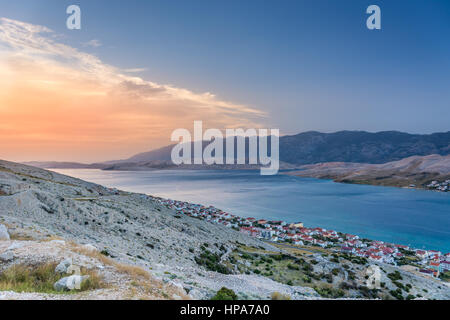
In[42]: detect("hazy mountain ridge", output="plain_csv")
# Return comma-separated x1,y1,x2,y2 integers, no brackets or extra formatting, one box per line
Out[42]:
126,130,450,165
24,130,450,170
288,154,450,189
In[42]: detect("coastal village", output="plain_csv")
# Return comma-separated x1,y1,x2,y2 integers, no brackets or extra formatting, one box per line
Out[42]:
156,197,450,280
426,180,450,192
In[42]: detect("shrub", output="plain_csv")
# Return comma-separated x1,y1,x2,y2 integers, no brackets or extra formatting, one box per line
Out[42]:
390,288,404,300
331,268,340,275
314,285,345,298
211,287,237,300
195,250,231,274
302,275,311,283
287,264,299,270
387,271,403,281
271,292,291,300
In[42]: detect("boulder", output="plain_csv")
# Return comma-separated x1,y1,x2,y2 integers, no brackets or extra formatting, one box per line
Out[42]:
0,224,10,240
0,251,14,262
55,258,73,274
54,275,89,291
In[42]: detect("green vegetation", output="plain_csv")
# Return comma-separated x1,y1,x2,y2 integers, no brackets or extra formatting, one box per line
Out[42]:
390,288,404,300
439,270,450,282
314,285,345,298
195,249,231,274
211,287,237,300
387,271,403,281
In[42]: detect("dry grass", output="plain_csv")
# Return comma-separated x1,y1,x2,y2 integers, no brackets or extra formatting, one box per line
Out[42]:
68,242,189,300
9,234,35,241
42,235,64,242
69,242,151,280
0,262,105,293
114,264,151,280
271,291,291,300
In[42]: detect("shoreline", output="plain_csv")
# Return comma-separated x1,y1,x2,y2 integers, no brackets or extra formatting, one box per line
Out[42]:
155,196,449,280
283,171,450,193
50,167,450,253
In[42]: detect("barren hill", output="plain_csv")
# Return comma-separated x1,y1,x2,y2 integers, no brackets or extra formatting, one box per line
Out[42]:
288,154,450,189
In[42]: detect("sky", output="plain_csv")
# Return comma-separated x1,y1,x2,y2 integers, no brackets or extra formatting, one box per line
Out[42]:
0,0,449,162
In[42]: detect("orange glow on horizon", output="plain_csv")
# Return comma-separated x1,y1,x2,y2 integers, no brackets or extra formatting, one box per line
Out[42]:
0,18,265,163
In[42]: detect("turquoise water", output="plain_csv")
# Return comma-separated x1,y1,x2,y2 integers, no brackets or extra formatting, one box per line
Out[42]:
53,169,450,253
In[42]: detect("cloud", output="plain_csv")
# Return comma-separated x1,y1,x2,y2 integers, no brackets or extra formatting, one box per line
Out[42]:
0,18,266,162
82,39,102,48
123,67,147,73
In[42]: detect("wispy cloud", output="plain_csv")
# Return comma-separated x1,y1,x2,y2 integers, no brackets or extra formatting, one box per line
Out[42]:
0,18,266,162
123,67,147,73
82,39,102,48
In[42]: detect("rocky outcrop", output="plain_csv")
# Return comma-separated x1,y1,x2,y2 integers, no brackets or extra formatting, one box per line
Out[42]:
54,275,89,291
55,258,73,274
0,224,9,240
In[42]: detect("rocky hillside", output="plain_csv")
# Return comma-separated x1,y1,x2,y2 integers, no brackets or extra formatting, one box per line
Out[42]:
1,160,448,300
0,160,313,299
288,154,450,189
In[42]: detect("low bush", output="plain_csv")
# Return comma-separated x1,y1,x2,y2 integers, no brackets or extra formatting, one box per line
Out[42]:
211,287,237,300
195,250,231,274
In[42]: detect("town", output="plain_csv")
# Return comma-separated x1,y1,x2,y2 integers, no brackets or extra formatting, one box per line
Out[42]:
156,197,450,280
426,180,450,192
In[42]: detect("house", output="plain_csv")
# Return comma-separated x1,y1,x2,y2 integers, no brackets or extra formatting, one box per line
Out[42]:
341,246,355,254
289,222,304,229
419,269,434,276
440,261,450,271
239,227,252,236
369,254,383,262
416,250,428,259
315,240,327,248
345,234,359,240
260,229,276,239
429,261,441,272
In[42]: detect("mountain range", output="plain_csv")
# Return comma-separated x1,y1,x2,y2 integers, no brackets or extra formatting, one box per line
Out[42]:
24,130,450,169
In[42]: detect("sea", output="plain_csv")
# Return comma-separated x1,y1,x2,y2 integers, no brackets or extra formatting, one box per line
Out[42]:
52,169,450,253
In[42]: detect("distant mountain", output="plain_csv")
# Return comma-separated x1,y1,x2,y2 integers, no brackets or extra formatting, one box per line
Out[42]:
288,154,450,189
23,161,107,169
279,130,450,165
124,130,450,165
25,130,450,170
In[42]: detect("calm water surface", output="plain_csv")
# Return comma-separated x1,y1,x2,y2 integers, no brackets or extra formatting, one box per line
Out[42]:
52,169,450,253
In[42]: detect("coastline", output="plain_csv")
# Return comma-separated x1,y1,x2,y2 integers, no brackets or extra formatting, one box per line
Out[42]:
284,171,450,193
2,160,449,299
50,168,450,254
155,196,449,280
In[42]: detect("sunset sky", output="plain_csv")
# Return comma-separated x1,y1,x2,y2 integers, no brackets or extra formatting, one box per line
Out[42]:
0,0,449,162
